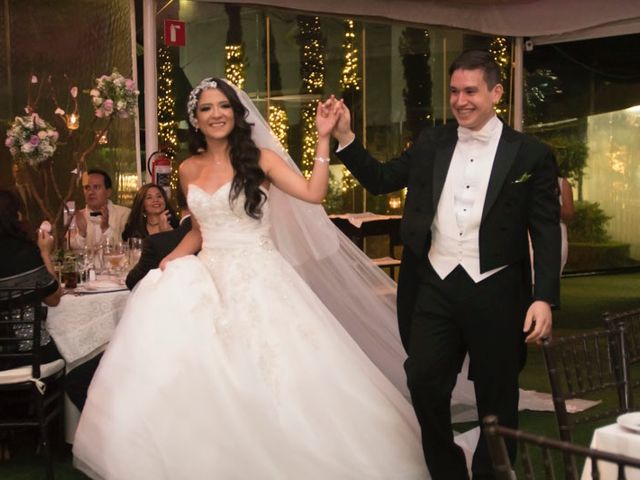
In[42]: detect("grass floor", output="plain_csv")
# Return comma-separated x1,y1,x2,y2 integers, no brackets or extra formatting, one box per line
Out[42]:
1,272,639,479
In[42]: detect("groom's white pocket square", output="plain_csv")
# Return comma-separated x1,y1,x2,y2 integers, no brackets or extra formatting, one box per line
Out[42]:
513,172,532,184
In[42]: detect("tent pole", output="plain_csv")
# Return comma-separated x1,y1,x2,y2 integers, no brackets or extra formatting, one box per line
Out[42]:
513,37,524,132
143,0,159,182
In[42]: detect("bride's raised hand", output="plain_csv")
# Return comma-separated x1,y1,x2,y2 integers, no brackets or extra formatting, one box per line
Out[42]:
316,96,341,139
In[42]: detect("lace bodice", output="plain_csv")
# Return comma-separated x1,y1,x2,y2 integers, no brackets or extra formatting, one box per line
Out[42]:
188,182,271,252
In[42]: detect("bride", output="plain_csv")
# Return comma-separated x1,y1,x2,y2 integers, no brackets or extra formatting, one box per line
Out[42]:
73,78,477,479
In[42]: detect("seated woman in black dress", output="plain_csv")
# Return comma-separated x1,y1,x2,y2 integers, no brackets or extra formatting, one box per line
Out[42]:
121,184,178,241
0,188,63,371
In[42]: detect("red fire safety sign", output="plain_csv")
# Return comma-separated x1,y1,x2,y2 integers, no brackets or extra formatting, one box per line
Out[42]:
164,20,186,47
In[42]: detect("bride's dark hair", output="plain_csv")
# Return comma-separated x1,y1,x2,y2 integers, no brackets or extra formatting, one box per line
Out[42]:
187,78,266,219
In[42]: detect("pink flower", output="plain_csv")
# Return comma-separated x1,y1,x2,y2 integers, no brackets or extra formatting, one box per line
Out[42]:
30,135,40,146
51,131,59,141
5,136,14,147
125,79,135,91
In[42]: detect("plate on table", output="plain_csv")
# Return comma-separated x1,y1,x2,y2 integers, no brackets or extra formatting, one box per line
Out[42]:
616,412,640,433
74,279,127,294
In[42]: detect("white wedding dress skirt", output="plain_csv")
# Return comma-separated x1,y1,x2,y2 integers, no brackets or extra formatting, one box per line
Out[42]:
73,184,443,479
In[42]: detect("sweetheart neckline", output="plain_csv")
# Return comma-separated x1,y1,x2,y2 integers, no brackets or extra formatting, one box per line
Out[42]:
188,181,269,197
188,181,231,197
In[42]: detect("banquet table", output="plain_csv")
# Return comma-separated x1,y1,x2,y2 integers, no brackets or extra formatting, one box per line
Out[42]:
581,419,640,479
46,287,129,442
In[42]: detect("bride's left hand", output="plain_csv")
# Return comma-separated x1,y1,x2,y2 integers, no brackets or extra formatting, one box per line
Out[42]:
316,96,342,138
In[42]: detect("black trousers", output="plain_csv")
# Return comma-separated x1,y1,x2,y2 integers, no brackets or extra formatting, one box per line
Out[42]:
65,353,103,412
404,262,528,480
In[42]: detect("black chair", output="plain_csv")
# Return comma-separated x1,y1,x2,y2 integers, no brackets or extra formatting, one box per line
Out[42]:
330,215,402,279
0,286,65,479
604,308,640,403
483,415,640,480
542,325,632,444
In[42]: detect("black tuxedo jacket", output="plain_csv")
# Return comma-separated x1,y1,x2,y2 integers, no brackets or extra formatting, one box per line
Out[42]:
125,216,193,290
337,122,560,343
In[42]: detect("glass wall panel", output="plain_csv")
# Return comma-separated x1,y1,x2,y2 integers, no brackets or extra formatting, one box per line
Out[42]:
160,2,508,218
0,0,137,237
524,35,640,271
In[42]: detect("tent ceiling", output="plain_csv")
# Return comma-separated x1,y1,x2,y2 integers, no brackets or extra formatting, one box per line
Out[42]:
199,0,640,43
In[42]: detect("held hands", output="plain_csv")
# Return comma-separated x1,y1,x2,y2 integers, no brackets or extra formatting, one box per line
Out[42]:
315,97,342,139
317,95,355,146
523,300,553,344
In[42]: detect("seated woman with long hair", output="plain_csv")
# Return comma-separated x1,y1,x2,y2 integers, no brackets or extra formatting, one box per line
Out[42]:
0,188,63,371
121,184,178,241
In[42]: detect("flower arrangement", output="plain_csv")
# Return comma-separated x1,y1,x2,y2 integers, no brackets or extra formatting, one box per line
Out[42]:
5,113,59,166
89,69,139,119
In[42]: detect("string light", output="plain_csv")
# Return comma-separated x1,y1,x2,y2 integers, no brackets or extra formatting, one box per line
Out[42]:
225,45,245,90
490,36,510,118
157,46,179,193
297,16,325,177
340,20,360,92
268,105,289,150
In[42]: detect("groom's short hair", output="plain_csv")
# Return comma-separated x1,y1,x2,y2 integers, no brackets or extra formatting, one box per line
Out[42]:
448,50,501,89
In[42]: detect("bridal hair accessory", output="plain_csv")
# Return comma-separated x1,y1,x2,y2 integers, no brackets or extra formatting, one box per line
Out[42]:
187,78,218,128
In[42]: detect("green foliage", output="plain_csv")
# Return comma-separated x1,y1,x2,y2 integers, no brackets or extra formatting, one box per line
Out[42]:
568,200,611,243
543,134,588,182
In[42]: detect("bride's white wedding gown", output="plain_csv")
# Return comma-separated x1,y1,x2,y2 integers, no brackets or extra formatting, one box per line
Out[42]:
73,183,434,479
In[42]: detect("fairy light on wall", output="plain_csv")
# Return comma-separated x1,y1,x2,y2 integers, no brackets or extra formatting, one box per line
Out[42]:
297,16,325,177
339,19,360,192
225,45,245,90
340,20,360,92
157,46,179,193
268,105,289,150
490,36,510,118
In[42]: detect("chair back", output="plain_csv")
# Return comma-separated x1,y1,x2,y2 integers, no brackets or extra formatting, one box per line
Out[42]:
0,285,49,378
542,325,631,443
483,415,640,480
605,308,640,403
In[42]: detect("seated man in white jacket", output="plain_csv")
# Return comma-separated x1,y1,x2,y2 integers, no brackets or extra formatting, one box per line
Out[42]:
70,169,130,250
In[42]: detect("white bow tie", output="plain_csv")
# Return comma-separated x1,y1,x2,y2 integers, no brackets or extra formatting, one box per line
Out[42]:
457,127,493,144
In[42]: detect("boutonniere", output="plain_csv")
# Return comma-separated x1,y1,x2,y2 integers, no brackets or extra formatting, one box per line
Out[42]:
513,172,532,184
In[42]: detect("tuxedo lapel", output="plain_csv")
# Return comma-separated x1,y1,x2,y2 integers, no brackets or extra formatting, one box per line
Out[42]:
432,141,456,210
481,129,521,222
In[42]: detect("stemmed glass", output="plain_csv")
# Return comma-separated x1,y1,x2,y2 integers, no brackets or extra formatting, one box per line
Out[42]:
128,238,142,267
102,240,128,278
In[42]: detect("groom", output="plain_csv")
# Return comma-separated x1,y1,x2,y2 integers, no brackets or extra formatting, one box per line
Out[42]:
331,50,560,479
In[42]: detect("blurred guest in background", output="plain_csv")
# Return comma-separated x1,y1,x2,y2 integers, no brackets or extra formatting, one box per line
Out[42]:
125,186,191,290
0,189,63,371
122,183,178,242
69,169,130,249
558,175,575,274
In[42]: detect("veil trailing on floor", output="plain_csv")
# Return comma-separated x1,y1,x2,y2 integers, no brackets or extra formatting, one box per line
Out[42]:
226,81,477,419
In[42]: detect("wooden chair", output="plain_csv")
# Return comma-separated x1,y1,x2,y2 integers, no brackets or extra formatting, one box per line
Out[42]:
604,308,640,403
542,325,632,444
0,286,65,480
483,415,640,480
330,215,402,279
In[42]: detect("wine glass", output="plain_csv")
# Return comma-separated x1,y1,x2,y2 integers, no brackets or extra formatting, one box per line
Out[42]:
128,237,142,267
102,241,128,277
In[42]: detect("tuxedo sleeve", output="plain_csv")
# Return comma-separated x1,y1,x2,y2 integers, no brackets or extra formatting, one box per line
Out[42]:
528,146,561,307
335,138,413,194
125,238,159,290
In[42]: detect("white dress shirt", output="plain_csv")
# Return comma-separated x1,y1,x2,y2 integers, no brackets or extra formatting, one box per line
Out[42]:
69,200,131,249
428,115,506,282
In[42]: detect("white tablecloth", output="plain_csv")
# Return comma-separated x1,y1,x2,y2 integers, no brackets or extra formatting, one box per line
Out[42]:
46,289,129,366
46,289,129,443
581,423,640,479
